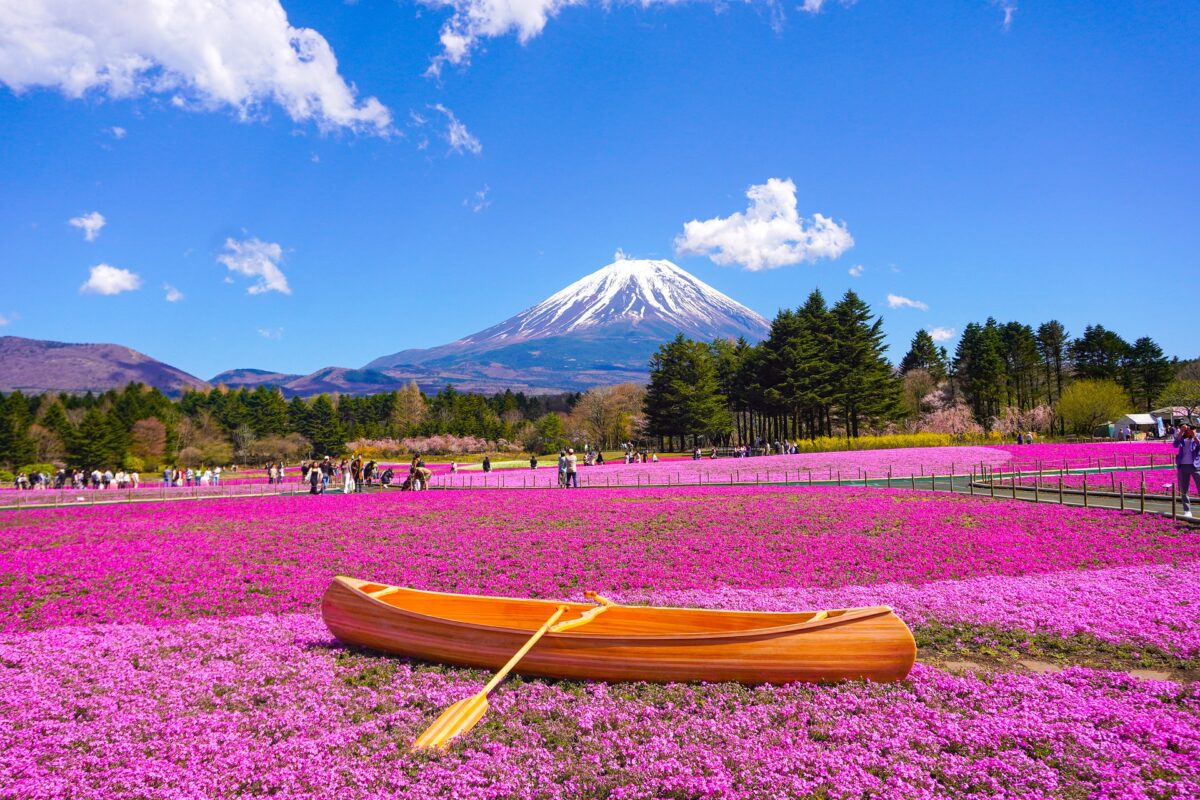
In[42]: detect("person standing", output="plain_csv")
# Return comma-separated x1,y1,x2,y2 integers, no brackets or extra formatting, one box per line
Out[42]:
213,466,221,486
1173,424,1200,518
309,462,323,495
530,454,538,470
482,455,492,473
566,448,578,488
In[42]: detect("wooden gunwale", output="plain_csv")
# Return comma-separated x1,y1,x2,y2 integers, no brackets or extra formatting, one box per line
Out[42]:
333,576,894,643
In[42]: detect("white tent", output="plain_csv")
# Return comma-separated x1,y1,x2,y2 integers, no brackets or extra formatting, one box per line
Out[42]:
1114,413,1156,439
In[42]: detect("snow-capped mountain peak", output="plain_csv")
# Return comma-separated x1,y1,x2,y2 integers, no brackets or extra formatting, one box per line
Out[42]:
458,257,770,345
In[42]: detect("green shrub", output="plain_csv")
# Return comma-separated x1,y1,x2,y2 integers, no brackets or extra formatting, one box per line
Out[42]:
19,463,57,476
0,470,13,484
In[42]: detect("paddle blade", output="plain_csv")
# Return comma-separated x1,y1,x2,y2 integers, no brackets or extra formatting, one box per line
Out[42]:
412,693,489,751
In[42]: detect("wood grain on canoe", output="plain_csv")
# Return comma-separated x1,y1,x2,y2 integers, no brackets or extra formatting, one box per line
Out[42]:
322,577,916,685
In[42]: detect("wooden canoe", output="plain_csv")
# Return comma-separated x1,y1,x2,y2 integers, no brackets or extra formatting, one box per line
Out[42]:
322,577,916,684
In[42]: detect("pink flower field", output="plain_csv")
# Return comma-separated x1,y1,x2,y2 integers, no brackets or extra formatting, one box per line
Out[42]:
431,441,1176,488
2,475,1199,797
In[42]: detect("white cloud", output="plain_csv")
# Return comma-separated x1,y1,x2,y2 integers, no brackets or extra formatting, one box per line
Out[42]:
929,327,956,342
257,326,284,340
218,237,290,295
0,312,11,326
163,283,183,302
464,184,491,212
613,248,629,261
887,293,928,311
80,263,141,295
421,0,872,73
109,126,126,139
848,264,863,278
431,103,481,155
674,178,853,271
0,0,391,134
991,0,1016,31
68,211,106,241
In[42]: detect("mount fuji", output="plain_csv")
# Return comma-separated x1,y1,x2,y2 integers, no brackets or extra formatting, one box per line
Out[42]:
363,258,770,392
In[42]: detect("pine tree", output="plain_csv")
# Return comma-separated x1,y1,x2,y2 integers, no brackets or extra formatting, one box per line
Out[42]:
304,395,345,457
67,407,119,468
1035,320,1069,404
899,329,948,383
1125,336,1173,411
0,392,36,468
829,291,899,437
248,386,290,436
1070,325,1130,382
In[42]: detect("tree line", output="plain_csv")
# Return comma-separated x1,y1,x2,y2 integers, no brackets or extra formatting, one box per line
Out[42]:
0,382,580,472
641,290,1185,447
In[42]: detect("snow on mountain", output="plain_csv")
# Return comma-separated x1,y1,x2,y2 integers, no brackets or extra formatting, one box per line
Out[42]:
360,257,771,390
457,258,770,346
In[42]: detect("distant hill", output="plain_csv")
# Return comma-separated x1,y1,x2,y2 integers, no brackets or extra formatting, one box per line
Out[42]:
0,336,210,396
210,368,303,389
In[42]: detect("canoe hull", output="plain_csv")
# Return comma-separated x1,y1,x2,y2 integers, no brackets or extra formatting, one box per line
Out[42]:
321,579,916,685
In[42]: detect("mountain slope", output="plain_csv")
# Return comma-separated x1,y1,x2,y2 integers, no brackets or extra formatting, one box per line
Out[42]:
366,258,769,381
0,336,210,396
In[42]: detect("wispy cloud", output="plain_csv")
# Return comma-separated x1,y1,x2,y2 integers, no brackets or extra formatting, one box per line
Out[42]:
68,211,106,241
431,103,481,155
218,237,291,295
848,264,863,278
991,0,1016,31
930,326,957,342
80,263,141,295
163,283,184,302
0,312,14,327
0,0,391,134
257,327,284,340
887,293,928,311
109,126,126,139
464,184,491,212
675,178,853,271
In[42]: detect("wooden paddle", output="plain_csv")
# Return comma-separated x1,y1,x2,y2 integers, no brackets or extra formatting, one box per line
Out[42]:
412,597,614,750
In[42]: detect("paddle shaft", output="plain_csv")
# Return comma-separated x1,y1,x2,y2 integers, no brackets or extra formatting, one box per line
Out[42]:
481,605,567,695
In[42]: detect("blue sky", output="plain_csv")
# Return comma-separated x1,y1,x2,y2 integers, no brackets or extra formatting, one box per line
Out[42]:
0,0,1197,379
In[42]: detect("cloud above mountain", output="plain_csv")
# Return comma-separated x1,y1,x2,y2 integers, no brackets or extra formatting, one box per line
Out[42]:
0,0,391,134
675,178,853,271
218,237,290,295
80,264,141,295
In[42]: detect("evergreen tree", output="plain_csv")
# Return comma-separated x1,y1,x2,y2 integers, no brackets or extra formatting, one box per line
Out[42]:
304,395,345,457
999,322,1042,410
67,407,120,468
1035,320,1070,404
953,319,1006,423
247,386,290,436
1070,325,1130,381
899,329,948,383
643,335,729,449
1124,336,1173,411
828,291,899,437
0,392,36,468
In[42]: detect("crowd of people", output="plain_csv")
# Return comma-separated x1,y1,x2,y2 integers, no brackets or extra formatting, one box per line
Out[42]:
13,468,143,490
160,466,223,487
